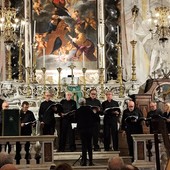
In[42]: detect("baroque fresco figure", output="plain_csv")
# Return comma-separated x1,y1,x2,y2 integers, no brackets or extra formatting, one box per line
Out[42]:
34,0,97,69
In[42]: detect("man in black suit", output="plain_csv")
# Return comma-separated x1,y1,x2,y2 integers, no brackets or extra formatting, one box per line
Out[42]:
121,100,143,160
16,101,36,164
86,88,102,151
102,91,120,151
59,91,77,152
39,91,56,135
147,101,163,134
75,98,95,166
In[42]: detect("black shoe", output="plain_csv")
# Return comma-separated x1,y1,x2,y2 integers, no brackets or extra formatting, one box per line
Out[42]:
94,148,100,151
89,162,94,166
80,161,86,166
57,148,64,152
70,146,76,152
70,148,76,152
81,163,86,166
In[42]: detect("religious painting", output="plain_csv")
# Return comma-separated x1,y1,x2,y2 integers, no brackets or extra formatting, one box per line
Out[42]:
33,0,97,70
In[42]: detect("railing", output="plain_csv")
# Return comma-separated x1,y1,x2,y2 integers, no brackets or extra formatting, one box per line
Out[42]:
0,135,55,167
132,134,168,170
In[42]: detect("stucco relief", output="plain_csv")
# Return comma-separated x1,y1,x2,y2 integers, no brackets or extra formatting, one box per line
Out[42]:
122,0,170,84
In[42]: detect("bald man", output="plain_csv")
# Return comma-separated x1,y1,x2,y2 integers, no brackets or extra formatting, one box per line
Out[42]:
0,101,11,153
121,101,143,161
147,101,163,134
0,101,9,135
107,156,124,170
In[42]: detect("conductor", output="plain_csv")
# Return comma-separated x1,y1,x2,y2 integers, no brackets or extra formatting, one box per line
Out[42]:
75,98,95,166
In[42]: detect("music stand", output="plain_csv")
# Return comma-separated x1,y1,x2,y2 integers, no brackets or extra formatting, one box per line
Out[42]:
2,109,20,136
72,155,82,166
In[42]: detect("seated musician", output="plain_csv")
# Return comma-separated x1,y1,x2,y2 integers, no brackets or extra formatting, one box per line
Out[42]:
102,91,120,151
58,91,77,152
121,100,143,161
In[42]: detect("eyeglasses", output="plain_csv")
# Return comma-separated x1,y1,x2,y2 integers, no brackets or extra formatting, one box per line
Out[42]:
91,93,96,95
106,93,112,96
128,106,134,108
23,106,29,109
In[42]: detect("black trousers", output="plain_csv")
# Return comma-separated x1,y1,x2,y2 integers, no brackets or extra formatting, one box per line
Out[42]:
92,122,100,149
59,118,75,151
15,141,30,164
79,128,93,164
104,117,118,151
126,132,134,159
42,124,55,135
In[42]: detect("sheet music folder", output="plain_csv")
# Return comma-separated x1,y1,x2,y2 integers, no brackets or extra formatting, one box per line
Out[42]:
2,109,20,136
104,107,121,117
104,107,120,113
88,105,100,113
46,103,63,113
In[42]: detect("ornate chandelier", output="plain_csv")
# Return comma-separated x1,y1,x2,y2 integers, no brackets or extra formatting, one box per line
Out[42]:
0,7,19,44
148,5,170,47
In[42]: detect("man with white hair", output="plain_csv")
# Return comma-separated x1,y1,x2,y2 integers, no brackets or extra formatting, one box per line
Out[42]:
59,91,77,152
39,91,56,135
75,98,95,166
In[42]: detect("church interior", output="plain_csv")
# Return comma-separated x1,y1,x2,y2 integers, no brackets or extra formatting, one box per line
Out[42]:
0,0,170,170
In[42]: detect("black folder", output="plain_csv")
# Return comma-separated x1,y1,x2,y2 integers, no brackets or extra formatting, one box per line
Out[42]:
104,107,121,116
46,103,63,113
2,109,20,136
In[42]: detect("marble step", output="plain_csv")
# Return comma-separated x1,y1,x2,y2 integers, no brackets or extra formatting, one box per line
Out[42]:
54,150,132,166
17,151,132,170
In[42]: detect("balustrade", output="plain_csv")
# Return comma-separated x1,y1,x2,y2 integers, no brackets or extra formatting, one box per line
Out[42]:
0,135,55,166
132,134,168,170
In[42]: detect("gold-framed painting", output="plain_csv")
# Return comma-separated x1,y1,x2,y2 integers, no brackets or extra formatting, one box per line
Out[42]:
33,0,97,70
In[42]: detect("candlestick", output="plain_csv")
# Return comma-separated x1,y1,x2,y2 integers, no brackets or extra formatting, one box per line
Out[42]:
130,40,137,81
57,67,62,98
18,40,24,82
68,63,76,85
117,25,119,43
82,67,87,97
43,48,46,67
41,67,46,94
33,20,36,43
32,42,38,83
99,68,105,99
25,67,31,98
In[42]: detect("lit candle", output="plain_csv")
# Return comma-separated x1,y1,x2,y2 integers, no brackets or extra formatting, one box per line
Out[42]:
117,25,119,43
43,48,46,67
83,52,85,68
33,20,36,43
